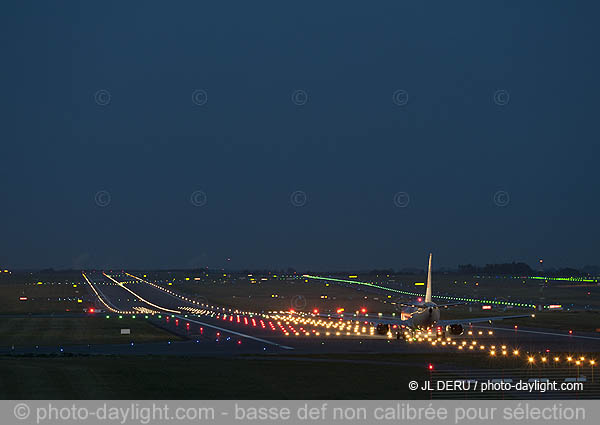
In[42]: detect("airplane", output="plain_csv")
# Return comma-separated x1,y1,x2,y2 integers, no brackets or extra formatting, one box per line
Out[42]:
324,253,531,339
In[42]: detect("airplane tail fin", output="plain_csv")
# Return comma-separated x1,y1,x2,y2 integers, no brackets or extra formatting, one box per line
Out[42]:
425,253,432,303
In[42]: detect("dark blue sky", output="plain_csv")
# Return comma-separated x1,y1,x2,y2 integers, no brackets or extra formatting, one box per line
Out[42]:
2,1,599,270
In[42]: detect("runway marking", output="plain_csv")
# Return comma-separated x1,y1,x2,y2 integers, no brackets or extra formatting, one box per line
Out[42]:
82,272,128,314
125,272,197,303
103,273,181,314
472,325,600,341
176,316,294,350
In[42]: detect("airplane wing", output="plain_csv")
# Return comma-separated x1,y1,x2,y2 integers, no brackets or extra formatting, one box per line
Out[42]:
435,302,467,308
322,314,409,326
437,314,532,326
317,313,530,327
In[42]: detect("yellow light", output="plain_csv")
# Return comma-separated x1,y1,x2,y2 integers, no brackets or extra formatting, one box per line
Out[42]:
513,350,519,356
541,357,547,362
490,350,495,356
528,357,534,363
567,356,573,362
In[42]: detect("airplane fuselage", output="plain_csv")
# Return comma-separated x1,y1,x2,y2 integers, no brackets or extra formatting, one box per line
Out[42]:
402,302,440,330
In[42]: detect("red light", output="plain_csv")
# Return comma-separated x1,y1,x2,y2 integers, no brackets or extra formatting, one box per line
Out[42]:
428,363,434,371
237,340,242,345
313,309,319,314
336,308,344,314
360,308,367,314
417,297,423,303
569,330,573,334
514,325,518,329
216,332,220,337
289,309,295,314
88,308,95,313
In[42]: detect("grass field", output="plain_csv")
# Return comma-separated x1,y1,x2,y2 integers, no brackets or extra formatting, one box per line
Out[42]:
0,352,596,399
0,282,90,314
0,354,441,399
0,317,179,346
509,310,600,333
